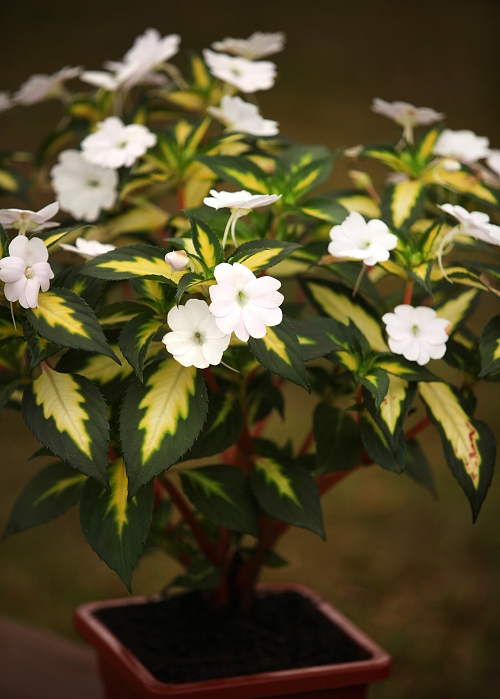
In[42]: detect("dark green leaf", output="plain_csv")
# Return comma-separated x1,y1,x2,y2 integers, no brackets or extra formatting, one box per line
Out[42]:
119,313,165,381
182,392,243,460
313,403,361,474
249,317,309,390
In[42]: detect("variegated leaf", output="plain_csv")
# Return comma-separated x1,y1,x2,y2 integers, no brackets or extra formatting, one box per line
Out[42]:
431,169,499,207
381,180,425,229
22,364,110,487
298,197,348,224
249,317,309,390
416,129,440,161
479,314,500,377
80,458,154,590
374,353,438,382
57,345,134,403
197,155,269,194
23,320,62,370
121,358,208,497
81,244,179,283
357,369,390,409
360,410,406,473
0,306,23,346
301,279,388,352
130,278,169,313
3,462,86,537
313,404,361,474
335,192,381,218
418,381,495,520
362,147,407,171
119,314,165,381
435,288,480,333
365,375,417,450
289,317,337,361
37,226,83,249
180,465,259,536
52,267,104,309
182,392,243,460
289,156,333,201
185,211,222,269
250,455,325,537
26,288,118,361
229,240,300,273
405,439,436,496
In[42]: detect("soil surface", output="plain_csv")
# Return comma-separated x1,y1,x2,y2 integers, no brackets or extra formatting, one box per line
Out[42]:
95,590,367,683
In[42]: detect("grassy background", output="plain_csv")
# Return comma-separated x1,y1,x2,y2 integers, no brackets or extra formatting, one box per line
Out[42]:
1,2,500,697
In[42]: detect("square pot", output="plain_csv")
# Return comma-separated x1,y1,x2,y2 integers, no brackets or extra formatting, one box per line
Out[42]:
74,583,391,699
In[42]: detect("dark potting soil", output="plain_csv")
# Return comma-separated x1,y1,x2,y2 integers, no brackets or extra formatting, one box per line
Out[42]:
95,590,368,683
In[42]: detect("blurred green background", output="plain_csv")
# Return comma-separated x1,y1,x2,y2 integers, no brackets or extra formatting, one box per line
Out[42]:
1,1,500,697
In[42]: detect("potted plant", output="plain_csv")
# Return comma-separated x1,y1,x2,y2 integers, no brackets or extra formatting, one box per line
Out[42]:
1,28,499,698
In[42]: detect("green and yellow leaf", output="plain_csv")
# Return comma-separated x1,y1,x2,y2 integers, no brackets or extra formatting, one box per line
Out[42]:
119,314,165,381
418,381,495,520
81,244,180,283
301,279,388,352
3,462,86,537
435,288,480,333
479,314,500,377
22,364,110,487
121,358,208,497
180,465,259,536
196,155,269,194
79,458,154,590
249,317,309,390
381,180,425,229
229,240,300,273
336,193,381,218
26,288,118,361
186,211,222,269
250,456,325,537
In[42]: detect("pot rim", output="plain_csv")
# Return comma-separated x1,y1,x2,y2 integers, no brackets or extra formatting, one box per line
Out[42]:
74,582,391,698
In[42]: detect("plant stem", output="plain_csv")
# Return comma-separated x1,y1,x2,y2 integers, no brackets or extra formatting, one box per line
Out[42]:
403,280,414,305
202,367,220,394
177,186,185,211
405,416,431,441
158,476,221,567
298,429,314,456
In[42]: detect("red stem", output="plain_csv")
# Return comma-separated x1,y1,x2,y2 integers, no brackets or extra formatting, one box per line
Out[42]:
405,416,431,441
159,476,221,567
403,281,414,305
177,187,185,211
202,367,220,394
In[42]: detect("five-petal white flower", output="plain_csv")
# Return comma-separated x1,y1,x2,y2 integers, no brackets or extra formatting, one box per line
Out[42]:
204,189,281,247
211,32,285,60
382,305,450,365
433,129,490,168
371,98,444,142
81,117,157,169
59,237,116,258
209,262,283,342
163,299,231,369
202,49,276,93
13,67,82,106
82,29,180,92
436,203,500,280
208,95,279,136
328,212,398,266
51,150,118,222
0,202,60,235
0,236,54,308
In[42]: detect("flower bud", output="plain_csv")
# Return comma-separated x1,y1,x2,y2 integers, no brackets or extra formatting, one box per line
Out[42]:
348,170,373,191
165,250,189,271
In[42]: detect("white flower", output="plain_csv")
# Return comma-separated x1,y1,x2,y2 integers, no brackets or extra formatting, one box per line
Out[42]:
51,150,118,223
59,237,116,258
371,98,444,142
211,32,285,60
202,49,276,93
165,250,189,271
209,262,283,342
13,67,82,106
0,203,59,234
328,212,398,266
0,236,54,308
203,189,281,247
81,117,157,169
382,305,450,366
433,129,490,166
163,299,231,369
82,29,180,92
0,92,11,113
208,95,278,136
437,204,500,245
486,149,500,177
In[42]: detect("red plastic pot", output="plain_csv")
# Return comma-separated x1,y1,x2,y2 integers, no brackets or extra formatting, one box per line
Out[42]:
74,583,391,699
